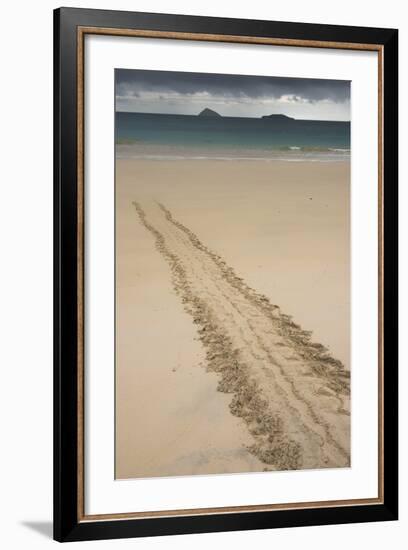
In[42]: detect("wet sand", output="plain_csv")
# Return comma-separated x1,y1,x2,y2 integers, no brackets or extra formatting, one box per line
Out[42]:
115,159,350,479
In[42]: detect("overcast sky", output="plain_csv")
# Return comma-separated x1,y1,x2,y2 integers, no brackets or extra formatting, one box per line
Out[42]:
115,69,350,121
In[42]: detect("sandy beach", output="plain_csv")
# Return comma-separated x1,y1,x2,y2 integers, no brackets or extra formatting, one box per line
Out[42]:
115,159,350,479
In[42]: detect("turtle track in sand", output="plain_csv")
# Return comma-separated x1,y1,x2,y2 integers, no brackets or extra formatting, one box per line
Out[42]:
132,200,350,471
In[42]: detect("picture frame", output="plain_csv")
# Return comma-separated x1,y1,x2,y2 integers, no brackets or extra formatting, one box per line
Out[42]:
54,7,398,542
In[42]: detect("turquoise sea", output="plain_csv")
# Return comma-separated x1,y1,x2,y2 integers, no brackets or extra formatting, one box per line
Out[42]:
116,112,350,162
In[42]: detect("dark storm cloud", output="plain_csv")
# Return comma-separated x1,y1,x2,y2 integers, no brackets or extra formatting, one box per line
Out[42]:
115,68,349,103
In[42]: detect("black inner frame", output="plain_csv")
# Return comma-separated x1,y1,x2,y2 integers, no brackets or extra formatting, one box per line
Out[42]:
54,7,398,542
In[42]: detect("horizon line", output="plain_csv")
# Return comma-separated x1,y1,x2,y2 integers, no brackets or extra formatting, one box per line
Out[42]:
115,110,351,123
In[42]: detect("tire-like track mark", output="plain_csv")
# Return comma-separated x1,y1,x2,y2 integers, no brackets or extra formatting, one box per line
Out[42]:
133,200,350,471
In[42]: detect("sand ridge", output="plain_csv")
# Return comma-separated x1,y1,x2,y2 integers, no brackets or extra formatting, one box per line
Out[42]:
132,199,350,471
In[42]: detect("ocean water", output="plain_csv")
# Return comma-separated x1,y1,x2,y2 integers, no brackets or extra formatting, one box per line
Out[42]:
116,112,350,162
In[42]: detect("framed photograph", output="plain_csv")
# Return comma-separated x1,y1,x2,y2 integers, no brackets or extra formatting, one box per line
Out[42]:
54,7,398,542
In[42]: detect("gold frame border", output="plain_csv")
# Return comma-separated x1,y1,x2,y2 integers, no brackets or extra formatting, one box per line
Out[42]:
76,27,384,522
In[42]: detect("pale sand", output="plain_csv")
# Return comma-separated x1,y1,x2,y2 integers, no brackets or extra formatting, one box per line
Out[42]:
115,159,350,479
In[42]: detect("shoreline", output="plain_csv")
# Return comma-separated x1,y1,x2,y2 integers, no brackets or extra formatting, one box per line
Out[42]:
116,143,350,163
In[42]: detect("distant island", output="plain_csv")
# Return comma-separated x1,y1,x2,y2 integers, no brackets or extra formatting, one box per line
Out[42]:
198,108,222,117
197,111,299,120
261,114,295,121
